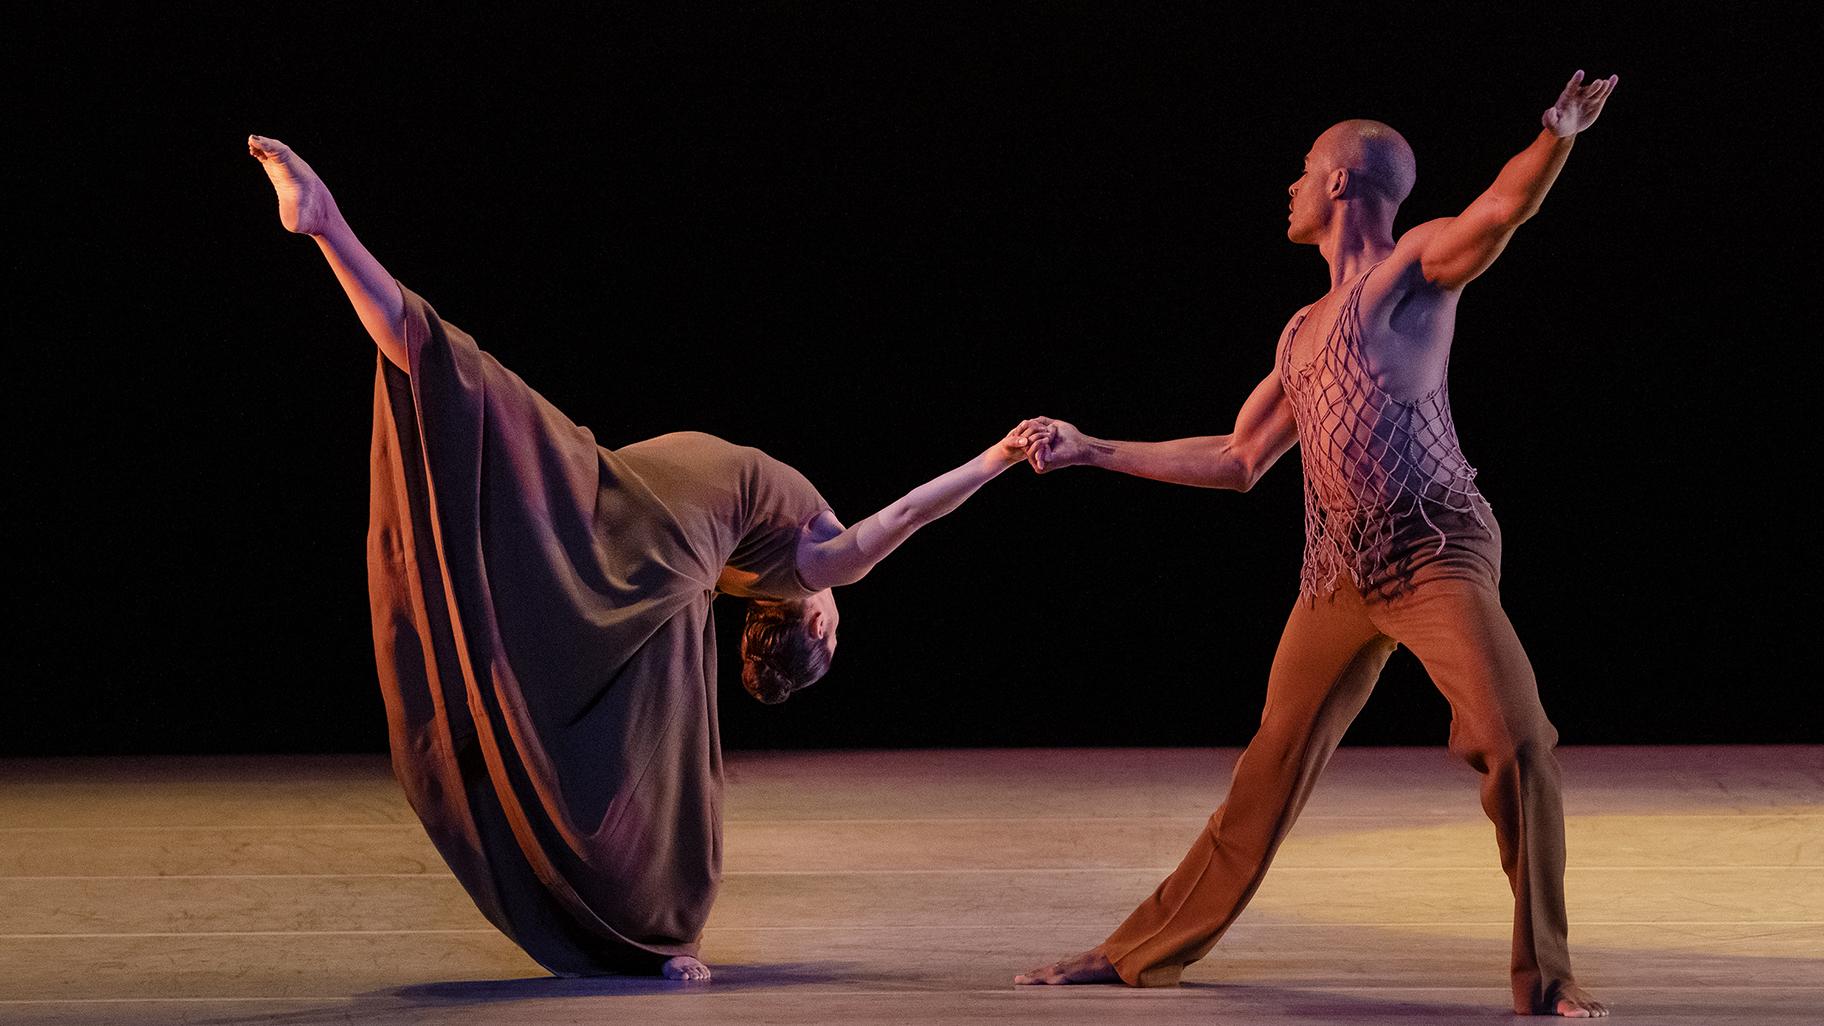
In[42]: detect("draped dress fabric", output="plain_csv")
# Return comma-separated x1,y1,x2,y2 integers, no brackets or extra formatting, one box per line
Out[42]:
366,282,829,974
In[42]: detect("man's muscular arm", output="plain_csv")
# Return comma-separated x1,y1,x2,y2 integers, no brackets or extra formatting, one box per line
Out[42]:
1023,368,1299,492
1403,70,1619,291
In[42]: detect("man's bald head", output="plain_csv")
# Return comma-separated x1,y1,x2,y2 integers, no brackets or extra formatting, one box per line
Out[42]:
1313,120,1416,205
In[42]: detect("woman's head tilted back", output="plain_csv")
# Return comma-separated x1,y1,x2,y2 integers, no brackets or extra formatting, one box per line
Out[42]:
739,591,838,704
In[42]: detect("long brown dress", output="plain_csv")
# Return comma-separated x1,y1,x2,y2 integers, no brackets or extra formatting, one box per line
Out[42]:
366,282,830,974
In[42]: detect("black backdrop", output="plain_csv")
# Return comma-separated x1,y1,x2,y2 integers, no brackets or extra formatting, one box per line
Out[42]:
11,5,1813,755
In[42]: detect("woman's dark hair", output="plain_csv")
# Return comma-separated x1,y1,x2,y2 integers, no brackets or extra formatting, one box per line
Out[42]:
739,599,833,704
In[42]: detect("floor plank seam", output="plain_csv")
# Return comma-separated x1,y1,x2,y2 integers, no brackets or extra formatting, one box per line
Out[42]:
4,865,1817,879
6,811,1821,833
8,920,1821,938
6,986,1824,1005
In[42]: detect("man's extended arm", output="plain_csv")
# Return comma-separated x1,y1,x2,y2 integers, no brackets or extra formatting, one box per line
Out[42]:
1406,70,1618,290
1025,368,1299,492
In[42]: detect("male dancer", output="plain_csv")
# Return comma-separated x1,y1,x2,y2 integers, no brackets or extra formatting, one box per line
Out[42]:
1013,71,1618,1017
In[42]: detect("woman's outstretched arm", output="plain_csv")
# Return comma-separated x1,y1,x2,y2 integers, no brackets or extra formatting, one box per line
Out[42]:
796,421,1046,590
248,135,410,372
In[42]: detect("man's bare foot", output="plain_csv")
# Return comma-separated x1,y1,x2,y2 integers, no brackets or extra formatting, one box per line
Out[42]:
1013,947,1123,985
1545,982,1608,1018
247,134,339,237
660,955,711,982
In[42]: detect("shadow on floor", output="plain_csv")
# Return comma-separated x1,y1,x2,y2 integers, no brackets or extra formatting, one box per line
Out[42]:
386,961,883,998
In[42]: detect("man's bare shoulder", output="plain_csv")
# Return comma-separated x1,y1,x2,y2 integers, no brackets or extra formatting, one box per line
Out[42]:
1390,218,1453,264
1379,219,1463,293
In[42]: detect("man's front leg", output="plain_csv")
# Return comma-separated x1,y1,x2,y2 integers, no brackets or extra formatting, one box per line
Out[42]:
1016,590,1392,988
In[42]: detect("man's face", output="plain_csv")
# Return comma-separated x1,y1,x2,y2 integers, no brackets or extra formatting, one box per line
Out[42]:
1286,145,1327,243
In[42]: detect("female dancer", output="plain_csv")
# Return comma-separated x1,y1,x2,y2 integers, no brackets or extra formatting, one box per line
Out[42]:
249,135,1042,981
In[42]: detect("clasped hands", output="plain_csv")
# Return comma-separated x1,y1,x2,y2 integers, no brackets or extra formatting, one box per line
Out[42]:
991,416,1084,474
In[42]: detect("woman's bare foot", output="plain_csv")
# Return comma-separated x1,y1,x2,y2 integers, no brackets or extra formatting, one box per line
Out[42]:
247,134,340,237
1013,947,1123,985
1545,982,1608,1017
660,955,711,982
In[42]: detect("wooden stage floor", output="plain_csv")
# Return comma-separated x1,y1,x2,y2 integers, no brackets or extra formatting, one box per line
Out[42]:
2,746,1819,1024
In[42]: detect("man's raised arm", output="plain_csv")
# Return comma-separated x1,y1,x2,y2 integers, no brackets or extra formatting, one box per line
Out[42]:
1403,70,1619,291
1024,366,1299,493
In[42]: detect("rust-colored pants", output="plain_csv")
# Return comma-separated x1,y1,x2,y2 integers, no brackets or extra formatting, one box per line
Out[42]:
1101,503,1575,1013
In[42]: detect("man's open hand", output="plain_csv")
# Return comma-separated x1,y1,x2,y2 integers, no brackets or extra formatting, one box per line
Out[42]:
1542,69,1619,138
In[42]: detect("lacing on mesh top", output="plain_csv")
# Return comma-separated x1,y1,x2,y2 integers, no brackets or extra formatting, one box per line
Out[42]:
1278,259,1489,597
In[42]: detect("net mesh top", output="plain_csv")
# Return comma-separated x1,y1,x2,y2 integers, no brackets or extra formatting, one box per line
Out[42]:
1278,259,1489,597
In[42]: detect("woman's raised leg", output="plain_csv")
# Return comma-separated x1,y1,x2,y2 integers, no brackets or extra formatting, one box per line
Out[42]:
248,134,410,371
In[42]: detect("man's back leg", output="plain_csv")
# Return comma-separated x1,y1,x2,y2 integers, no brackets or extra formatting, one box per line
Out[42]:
1372,572,1604,1017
